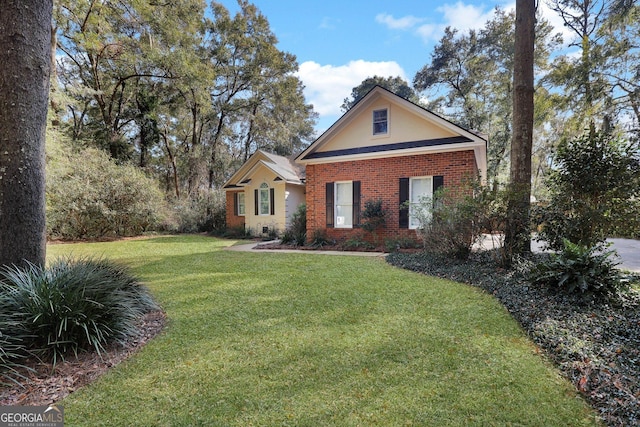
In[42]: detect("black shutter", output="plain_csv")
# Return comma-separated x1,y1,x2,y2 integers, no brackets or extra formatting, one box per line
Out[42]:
399,178,409,229
433,176,444,193
254,189,259,215
433,175,444,208
270,188,275,215
234,192,239,215
326,182,334,228
352,181,361,227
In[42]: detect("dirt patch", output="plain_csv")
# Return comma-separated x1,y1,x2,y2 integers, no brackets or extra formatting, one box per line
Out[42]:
0,310,166,406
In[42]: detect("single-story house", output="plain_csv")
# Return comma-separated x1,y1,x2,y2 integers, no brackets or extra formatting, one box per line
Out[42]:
295,85,487,243
225,85,487,243
223,150,305,235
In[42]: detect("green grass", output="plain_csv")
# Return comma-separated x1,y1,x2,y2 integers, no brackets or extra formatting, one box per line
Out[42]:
48,235,599,426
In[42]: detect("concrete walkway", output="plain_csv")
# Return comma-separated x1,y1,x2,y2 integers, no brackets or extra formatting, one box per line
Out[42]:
226,237,640,272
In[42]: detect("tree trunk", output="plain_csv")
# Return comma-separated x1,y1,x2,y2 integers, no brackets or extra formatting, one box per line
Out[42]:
0,0,52,268
505,0,535,258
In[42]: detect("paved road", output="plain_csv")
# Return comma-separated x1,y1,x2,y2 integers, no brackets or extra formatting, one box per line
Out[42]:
608,238,640,272
476,236,640,273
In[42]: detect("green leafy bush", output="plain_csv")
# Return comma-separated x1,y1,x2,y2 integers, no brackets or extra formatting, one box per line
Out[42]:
341,234,375,251
47,147,170,240
416,181,506,260
383,237,422,252
0,257,159,366
309,229,333,248
280,203,306,246
528,240,629,301
171,191,226,233
361,199,386,233
533,131,640,250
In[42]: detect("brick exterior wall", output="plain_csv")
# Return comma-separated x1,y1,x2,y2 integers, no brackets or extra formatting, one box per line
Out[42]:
305,150,478,243
225,190,245,229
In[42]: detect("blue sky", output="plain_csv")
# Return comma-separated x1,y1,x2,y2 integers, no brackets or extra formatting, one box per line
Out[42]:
219,0,572,134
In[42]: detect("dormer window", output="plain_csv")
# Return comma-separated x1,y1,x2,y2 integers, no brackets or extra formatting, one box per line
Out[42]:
373,108,388,135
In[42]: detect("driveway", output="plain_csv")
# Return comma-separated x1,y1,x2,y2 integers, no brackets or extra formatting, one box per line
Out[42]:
476,235,640,273
608,238,640,272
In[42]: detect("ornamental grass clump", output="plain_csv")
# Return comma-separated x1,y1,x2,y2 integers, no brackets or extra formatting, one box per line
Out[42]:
0,303,32,385
0,257,158,367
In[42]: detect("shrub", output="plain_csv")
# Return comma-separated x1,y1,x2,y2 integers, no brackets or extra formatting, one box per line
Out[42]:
0,257,159,366
219,226,252,239
383,237,422,253
533,131,640,250
416,181,505,260
309,229,333,248
528,240,629,302
280,203,307,246
341,234,375,251
170,190,226,233
47,147,170,240
361,199,386,232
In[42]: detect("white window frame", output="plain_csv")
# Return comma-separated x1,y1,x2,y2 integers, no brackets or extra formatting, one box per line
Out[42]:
237,192,245,216
372,108,388,136
259,183,270,216
409,176,433,229
334,181,353,229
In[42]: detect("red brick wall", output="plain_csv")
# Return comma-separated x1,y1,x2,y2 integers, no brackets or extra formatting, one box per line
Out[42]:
225,190,245,229
305,150,478,243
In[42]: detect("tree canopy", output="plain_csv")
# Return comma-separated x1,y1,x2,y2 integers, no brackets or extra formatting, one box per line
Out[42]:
52,0,317,200
341,76,420,112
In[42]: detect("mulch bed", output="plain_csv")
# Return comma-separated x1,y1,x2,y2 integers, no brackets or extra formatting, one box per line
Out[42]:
0,310,166,406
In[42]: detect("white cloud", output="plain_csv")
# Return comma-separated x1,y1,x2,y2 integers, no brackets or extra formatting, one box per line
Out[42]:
296,60,407,118
437,1,498,33
375,13,425,30
375,2,521,43
415,23,442,42
319,16,339,30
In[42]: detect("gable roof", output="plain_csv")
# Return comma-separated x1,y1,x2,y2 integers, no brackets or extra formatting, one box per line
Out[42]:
295,85,487,181
223,150,305,189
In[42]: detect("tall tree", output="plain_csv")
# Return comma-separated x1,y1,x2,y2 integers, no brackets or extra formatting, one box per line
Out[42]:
206,1,314,188
505,0,536,256
414,9,559,187
341,76,420,112
548,0,610,133
599,2,640,131
54,0,206,160
0,0,52,267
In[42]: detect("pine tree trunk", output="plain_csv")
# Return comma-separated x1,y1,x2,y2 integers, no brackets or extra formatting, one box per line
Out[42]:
0,0,52,267
505,0,535,258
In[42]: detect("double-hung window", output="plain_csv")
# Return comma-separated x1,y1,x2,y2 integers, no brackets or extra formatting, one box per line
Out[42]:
326,181,361,229
335,182,353,228
409,177,433,229
373,108,388,135
236,192,245,216
399,176,444,229
259,183,270,215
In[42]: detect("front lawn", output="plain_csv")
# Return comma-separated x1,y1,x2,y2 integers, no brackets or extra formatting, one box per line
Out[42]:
48,235,598,426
